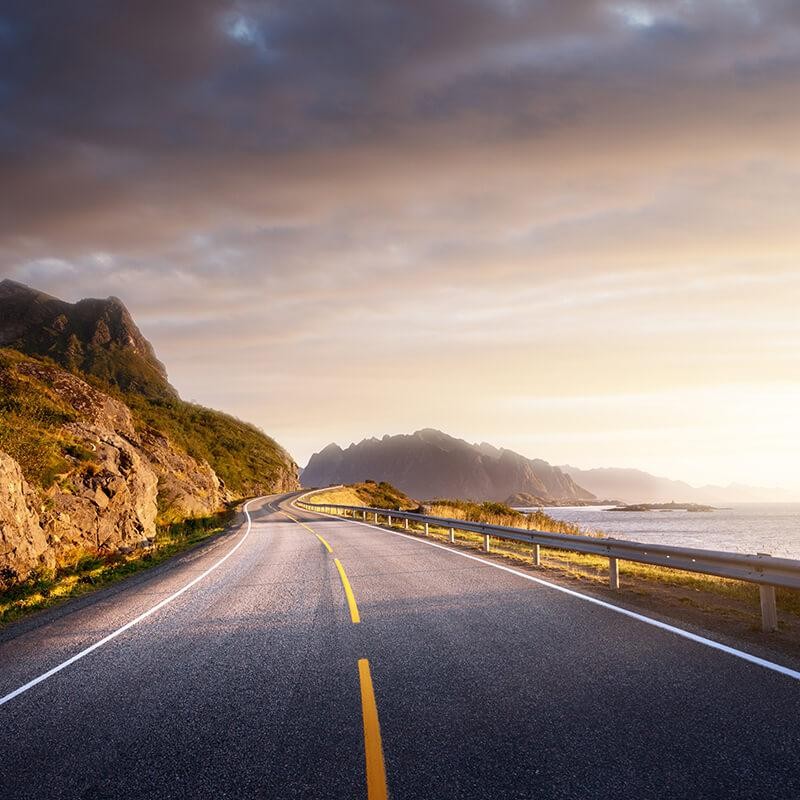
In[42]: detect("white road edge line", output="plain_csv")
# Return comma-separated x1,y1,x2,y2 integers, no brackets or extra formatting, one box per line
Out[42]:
0,497,265,707
300,504,800,682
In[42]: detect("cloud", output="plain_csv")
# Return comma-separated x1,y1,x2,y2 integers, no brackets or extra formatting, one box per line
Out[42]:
1,1,799,485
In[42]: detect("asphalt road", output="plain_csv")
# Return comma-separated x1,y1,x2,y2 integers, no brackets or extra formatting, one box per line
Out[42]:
1,492,798,799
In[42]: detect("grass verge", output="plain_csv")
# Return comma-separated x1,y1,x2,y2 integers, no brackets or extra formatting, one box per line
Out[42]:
0,508,235,628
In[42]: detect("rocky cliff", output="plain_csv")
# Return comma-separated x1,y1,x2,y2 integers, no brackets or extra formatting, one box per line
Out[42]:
0,282,299,587
302,428,594,503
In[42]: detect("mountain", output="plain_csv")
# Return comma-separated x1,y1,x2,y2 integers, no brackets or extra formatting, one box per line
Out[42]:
0,280,299,587
302,429,595,503
0,279,172,400
560,465,795,505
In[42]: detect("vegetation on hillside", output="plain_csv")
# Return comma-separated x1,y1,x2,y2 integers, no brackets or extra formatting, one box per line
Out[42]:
122,391,294,497
308,480,418,510
0,347,296,498
0,349,92,486
78,343,174,401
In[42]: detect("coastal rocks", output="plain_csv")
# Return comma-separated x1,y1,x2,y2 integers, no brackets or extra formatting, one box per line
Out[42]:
0,451,52,586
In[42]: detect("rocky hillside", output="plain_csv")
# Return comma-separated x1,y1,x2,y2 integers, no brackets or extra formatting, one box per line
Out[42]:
302,428,594,503
0,281,299,587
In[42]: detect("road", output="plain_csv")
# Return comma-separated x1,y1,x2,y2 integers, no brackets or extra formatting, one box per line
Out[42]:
1,492,798,799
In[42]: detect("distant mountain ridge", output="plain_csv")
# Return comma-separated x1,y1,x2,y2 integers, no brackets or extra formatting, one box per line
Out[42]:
560,465,795,504
302,429,595,503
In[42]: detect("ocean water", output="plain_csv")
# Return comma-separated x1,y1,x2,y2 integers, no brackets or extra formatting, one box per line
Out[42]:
518,504,800,561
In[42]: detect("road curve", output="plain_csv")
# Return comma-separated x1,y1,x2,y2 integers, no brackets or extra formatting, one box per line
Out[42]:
1,492,798,799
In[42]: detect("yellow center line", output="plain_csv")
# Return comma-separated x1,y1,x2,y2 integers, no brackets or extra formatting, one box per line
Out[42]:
358,659,388,800
280,510,333,553
334,559,361,624
279,509,314,533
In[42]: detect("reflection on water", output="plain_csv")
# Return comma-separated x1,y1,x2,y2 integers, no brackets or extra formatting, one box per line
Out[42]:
518,504,800,560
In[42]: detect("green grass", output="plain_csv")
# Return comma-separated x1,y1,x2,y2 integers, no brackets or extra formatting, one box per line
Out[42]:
0,346,297,498
123,392,295,498
0,349,89,486
0,509,235,627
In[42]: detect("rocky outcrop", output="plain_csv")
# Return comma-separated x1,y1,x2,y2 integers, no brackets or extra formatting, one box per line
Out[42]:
0,420,160,581
0,452,52,587
137,427,225,521
0,350,298,583
15,358,138,436
42,422,158,560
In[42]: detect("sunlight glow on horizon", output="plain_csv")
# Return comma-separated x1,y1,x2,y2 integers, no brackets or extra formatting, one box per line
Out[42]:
2,1,799,493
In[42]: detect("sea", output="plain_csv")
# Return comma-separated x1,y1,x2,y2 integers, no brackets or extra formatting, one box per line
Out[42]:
518,504,800,561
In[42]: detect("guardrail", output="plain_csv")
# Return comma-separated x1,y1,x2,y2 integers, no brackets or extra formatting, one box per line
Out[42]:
295,499,800,632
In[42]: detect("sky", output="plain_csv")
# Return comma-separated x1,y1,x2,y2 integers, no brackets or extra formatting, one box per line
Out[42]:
1,1,799,490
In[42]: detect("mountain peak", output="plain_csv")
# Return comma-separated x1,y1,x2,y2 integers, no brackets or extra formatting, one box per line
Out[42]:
0,279,173,398
303,429,595,502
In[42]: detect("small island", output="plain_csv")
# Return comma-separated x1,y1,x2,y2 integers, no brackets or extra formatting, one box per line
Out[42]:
607,502,717,513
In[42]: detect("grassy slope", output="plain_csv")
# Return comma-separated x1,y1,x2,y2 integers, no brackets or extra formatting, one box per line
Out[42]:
308,481,418,510
0,349,90,487
0,347,297,499
123,392,295,498
427,498,584,535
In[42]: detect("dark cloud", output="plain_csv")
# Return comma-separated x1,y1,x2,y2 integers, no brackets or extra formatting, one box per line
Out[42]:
0,0,796,242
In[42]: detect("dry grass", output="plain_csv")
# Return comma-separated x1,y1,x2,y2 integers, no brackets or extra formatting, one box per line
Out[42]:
428,499,585,536
308,481,418,511
308,486,368,506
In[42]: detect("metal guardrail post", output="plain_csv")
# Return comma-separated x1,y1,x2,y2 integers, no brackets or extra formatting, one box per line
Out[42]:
362,510,367,520
449,527,455,543
483,533,491,553
609,557,620,590
424,522,429,536
404,518,409,530
759,586,778,632
374,512,378,523
533,544,541,567
388,514,392,526
757,553,778,631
